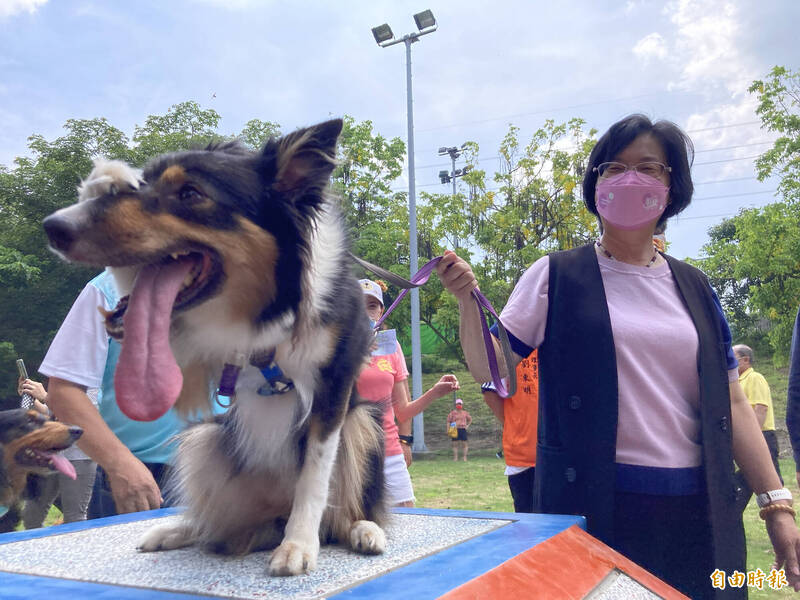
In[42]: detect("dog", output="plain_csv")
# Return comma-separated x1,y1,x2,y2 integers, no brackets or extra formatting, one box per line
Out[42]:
0,408,82,532
42,119,387,575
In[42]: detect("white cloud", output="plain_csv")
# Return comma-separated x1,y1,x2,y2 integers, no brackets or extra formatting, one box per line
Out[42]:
667,0,755,95
632,32,668,62
625,0,641,13
685,96,772,179
186,0,262,9
663,1,773,179
0,0,47,19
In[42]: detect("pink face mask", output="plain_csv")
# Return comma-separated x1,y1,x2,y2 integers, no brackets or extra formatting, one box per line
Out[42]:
595,170,669,230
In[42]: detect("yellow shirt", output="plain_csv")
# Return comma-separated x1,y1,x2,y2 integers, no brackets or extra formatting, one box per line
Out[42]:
739,367,775,431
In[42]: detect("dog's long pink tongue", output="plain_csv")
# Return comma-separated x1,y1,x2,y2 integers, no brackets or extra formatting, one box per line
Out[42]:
50,454,77,480
115,260,193,421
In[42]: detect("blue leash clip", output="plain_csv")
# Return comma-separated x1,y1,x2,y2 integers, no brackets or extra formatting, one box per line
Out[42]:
258,363,295,396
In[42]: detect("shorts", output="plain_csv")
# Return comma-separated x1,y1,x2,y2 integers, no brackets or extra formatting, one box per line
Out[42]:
451,428,468,441
384,453,415,505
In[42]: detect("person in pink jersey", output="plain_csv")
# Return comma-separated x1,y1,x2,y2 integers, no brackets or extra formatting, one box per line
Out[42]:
435,114,800,599
355,279,459,507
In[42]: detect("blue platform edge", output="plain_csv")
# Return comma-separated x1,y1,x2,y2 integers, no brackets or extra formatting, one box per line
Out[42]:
0,507,585,600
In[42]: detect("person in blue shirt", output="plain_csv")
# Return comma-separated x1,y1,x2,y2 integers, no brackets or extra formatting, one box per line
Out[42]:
40,271,184,517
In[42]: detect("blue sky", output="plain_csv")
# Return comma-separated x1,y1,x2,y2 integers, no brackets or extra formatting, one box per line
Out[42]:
1,0,798,259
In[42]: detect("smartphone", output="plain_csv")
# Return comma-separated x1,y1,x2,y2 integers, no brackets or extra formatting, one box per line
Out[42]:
16,359,34,409
16,359,28,380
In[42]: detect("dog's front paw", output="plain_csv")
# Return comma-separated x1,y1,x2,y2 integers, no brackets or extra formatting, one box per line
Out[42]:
269,538,319,576
349,520,386,554
138,522,195,552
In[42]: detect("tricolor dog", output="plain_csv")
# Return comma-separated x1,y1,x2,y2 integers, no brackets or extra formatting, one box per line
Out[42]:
43,119,387,575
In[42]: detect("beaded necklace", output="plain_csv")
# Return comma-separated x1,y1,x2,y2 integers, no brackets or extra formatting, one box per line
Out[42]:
595,239,658,267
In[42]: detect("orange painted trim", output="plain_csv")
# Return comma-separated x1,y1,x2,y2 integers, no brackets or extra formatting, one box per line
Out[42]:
438,525,688,599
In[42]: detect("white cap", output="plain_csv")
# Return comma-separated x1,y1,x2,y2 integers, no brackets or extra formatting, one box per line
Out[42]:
359,279,383,305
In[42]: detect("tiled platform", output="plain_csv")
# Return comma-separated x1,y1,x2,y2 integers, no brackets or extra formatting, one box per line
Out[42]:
0,507,584,599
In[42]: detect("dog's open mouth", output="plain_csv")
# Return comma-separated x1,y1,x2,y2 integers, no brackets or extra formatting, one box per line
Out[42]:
15,446,77,479
104,249,220,338
103,248,222,423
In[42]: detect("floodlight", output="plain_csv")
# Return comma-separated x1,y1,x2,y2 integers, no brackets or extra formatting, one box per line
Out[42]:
438,147,448,154
371,23,394,45
414,10,436,31
439,170,451,183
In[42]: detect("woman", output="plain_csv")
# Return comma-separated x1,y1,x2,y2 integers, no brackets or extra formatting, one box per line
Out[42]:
435,114,800,598
356,279,459,507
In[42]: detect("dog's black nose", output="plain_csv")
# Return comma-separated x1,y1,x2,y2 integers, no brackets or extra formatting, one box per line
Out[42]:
43,214,78,253
68,426,83,441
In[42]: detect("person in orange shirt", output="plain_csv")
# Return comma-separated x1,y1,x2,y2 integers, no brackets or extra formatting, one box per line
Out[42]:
482,350,538,513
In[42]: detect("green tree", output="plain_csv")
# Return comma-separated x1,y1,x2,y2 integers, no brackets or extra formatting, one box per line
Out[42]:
131,101,224,165
333,115,406,236
749,66,800,202
695,66,800,363
405,119,599,363
0,118,127,397
696,203,800,362
455,119,599,294
238,119,282,149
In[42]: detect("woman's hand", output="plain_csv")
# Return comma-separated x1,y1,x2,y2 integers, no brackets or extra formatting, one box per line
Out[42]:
32,399,50,416
21,378,48,402
431,374,460,399
436,251,478,302
766,509,800,591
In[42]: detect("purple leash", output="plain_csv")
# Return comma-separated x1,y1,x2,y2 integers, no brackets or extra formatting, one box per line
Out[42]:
351,254,517,398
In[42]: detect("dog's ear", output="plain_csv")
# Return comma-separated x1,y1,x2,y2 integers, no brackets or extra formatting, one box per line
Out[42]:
264,119,343,207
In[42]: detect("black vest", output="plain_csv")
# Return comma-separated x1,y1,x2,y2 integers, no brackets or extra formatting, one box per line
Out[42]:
535,244,745,588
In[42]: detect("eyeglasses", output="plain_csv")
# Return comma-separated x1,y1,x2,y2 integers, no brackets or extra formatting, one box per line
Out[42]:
593,161,672,179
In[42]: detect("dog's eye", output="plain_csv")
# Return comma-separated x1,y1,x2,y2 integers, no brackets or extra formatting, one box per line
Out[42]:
179,185,203,203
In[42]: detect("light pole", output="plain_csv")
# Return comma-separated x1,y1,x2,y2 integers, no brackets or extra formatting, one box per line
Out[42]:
438,145,470,249
372,10,437,453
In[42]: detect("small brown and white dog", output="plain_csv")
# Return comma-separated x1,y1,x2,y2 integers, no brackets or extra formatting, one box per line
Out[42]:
0,408,82,532
43,119,387,575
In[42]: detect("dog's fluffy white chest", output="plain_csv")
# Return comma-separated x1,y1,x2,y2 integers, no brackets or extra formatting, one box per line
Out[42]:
228,366,302,472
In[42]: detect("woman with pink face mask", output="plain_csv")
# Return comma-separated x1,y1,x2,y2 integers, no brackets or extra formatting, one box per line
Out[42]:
435,114,800,599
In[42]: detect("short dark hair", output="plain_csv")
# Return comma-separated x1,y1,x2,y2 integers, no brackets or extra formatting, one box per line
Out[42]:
582,114,695,228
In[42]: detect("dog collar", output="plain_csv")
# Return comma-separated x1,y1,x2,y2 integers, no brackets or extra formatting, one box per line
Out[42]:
0,505,8,518
257,363,295,397
214,350,294,407
214,352,248,408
